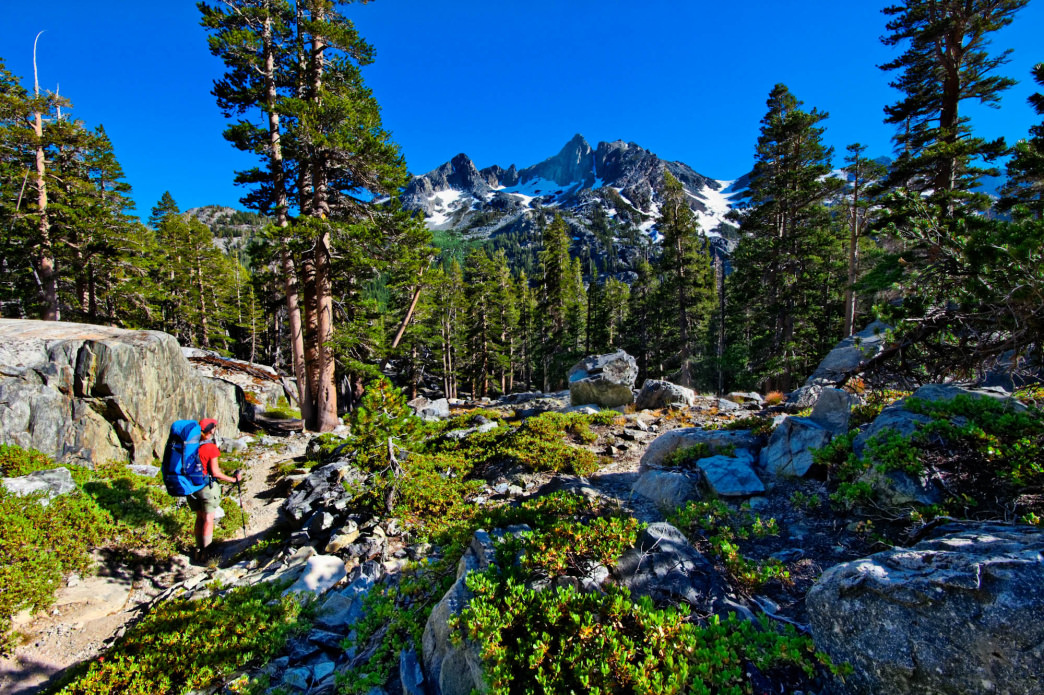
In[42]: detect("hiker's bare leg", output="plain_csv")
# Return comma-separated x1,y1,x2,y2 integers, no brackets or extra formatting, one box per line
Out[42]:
201,512,215,549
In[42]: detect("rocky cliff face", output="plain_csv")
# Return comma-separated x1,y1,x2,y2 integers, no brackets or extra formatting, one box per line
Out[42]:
0,320,241,467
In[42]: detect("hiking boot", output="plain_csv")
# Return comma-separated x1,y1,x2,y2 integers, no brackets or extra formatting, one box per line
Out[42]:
191,546,216,567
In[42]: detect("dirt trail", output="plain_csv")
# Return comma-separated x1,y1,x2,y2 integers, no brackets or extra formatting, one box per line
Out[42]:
0,435,308,695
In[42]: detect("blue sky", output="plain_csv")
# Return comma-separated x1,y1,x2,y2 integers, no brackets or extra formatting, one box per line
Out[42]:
3,1,1042,218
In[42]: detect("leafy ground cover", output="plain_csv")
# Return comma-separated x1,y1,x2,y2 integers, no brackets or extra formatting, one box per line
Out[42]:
0,444,247,651
455,514,843,695
815,394,1044,523
46,580,312,695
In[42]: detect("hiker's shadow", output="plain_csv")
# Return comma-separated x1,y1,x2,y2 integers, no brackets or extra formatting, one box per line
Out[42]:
81,477,183,537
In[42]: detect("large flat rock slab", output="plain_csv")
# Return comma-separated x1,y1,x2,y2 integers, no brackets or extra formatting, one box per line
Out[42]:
0,319,240,466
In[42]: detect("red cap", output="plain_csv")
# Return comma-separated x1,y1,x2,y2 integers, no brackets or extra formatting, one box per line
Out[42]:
199,419,218,434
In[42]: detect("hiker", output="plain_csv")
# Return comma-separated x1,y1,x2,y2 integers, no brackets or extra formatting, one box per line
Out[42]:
188,418,242,561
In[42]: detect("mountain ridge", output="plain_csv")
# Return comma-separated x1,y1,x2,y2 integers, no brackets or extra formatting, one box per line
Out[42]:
404,135,739,240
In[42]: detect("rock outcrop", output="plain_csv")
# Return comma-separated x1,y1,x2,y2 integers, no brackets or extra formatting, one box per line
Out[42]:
568,350,638,408
808,522,1044,695
0,320,240,466
759,417,833,478
634,379,695,410
423,528,506,695
788,321,891,407
616,523,731,616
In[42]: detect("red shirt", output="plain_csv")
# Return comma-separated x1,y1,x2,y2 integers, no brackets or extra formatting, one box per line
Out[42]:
199,442,220,477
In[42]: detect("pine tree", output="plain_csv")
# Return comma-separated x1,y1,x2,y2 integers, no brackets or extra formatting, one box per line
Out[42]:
726,84,845,390
999,62,1044,219
880,0,1028,215
537,214,574,390
514,271,537,391
841,144,887,336
623,259,661,381
655,171,716,387
202,0,418,430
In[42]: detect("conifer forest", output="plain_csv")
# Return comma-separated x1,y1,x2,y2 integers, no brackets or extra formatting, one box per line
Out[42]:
1,1,1041,428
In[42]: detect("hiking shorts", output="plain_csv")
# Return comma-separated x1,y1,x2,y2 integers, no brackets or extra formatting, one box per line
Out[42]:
186,481,222,514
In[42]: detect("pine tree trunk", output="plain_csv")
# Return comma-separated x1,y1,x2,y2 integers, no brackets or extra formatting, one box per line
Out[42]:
33,110,57,320
314,231,339,431
263,2,310,421
301,253,320,428
195,253,210,348
844,169,861,337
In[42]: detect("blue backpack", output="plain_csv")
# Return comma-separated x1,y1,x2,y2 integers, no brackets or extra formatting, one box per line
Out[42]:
162,420,210,496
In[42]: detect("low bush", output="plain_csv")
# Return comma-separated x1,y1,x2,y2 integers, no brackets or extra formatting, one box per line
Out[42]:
49,580,311,695
455,515,838,695
340,493,619,693
669,501,788,591
0,445,247,651
816,395,1044,516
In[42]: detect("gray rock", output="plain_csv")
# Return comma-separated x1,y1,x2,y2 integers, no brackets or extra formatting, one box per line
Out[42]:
640,428,763,471
126,464,160,478
219,435,252,453
408,396,450,421
422,529,518,695
852,406,931,458
696,454,765,497
634,379,696,410
809,388,856,434
325,521,361,553
181,347,286,409
616,523,728,614
286,637,321,661
857,467,943,509
567,350,638,408
560,404,600,415
305,628,345,650
630,469,700,511
715,398,742,412
281,666,311,691
1,466,76,504
910,382,1026,412
804,320,891,387
760,417,832,478
400,648,426,695
310,657,336,685
283,555,347,598
808,522,1044,695
725,391,763,406
316,592,363,632
0,320,240,467
281,461,366,528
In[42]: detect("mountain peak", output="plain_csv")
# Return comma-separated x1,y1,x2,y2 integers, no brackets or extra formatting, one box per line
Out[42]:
520,134,596,187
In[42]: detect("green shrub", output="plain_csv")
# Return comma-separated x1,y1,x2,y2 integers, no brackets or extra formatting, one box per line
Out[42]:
0,446,247,651
339,493,617,694
424,411,607,477
711,415,777,438
455,518,839,695
669,501,788,590
50,580,311,695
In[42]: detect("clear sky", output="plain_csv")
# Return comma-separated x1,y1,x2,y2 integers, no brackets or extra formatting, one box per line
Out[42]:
3,1,1042,218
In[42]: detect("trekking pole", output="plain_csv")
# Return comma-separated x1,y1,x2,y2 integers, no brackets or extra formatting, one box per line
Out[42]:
234,470,247,539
